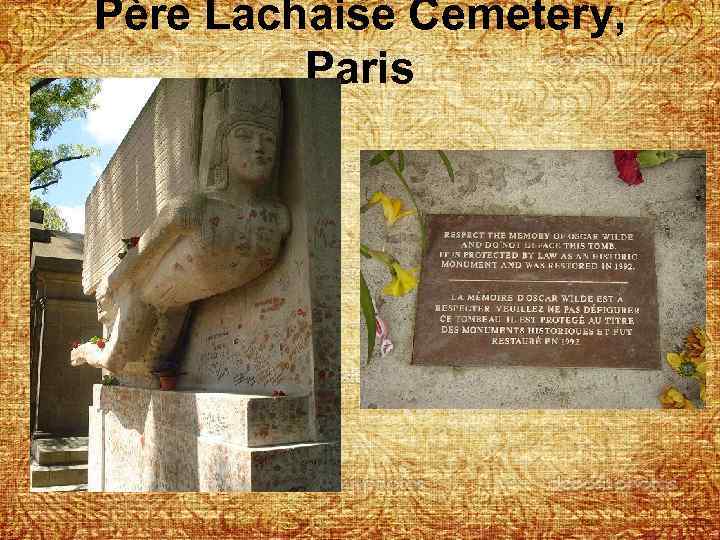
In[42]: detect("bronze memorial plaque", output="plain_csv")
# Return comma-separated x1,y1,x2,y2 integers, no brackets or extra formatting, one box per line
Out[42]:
412,215,660,369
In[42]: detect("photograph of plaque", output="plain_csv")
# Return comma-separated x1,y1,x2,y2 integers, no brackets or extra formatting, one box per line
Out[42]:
412,214,660,369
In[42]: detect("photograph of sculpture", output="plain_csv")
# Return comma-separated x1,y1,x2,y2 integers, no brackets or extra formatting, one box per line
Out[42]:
30,78,340,492
360,150,706,410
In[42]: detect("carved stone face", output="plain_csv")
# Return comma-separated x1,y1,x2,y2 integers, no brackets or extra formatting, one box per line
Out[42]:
95,279,114,325
226,122,277,187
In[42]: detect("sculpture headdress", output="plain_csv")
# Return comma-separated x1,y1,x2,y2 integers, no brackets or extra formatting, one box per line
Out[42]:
199,79,283,191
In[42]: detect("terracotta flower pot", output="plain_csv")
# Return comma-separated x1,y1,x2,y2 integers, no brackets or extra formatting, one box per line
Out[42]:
158,374,177,391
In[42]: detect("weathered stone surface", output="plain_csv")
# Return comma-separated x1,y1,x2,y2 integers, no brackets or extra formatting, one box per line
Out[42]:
249,442,340,492
31,227,101,437
413,214,659,369
30,463,88,488
87,406,103,491
32,231,85,274
178,80,341,444
33,299,101,435
73,79,290,376
246,396,311,447
30,483,87,492
77,79,340,491
361,150,705,409
82,79,204,294
30,436,90,490
32,437,88,465
93,385,310,447
89,385,337,492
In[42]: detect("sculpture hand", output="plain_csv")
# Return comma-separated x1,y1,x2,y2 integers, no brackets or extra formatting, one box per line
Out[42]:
70,342,106,368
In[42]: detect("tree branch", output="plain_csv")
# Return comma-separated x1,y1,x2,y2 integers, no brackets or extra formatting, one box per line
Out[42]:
30,153,91,186
30,78,58,95
30,180,59,192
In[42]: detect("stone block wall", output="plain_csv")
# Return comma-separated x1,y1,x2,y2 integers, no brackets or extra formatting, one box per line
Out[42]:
89,385,339,491
32,231,102,437
36,298,100,435
82,79,204,294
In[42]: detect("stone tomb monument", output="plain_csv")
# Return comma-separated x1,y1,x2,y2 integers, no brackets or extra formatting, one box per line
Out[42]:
413,214,659,369
72,79,340,491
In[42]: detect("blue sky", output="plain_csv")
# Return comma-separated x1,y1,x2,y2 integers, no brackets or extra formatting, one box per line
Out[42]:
38,78,160,232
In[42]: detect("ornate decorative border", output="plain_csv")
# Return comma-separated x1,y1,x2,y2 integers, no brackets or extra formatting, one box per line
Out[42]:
1,1,718,536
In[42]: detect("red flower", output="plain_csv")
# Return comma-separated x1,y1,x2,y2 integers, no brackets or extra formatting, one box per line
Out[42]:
122,237,141,248
613,150,643,186
71,340,80,349
96,338,106,350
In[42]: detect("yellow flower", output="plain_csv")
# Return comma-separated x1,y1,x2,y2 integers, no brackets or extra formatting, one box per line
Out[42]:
685,326,707,360
664,327,708,408
368,192,415,225
659,387,695,410
383,263,418,296
666,351,706,380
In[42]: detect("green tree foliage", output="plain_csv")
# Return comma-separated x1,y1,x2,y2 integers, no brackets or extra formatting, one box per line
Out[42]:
30,78,100,192
30,196,68,232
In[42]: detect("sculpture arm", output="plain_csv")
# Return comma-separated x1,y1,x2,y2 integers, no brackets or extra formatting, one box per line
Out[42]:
69,306,130,373
70,283,158,374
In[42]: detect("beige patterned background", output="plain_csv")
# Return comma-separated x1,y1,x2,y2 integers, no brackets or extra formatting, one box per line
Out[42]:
1,0,719,536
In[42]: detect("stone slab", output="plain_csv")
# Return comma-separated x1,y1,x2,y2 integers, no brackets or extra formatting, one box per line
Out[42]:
90,385,338,492
94,385,311,447
412,214,659,369
193,440,340,492
31,483,88,492
32,231,84,266
30,462,88,488
87,406,103,491
248,441,340,492
32,437,88,465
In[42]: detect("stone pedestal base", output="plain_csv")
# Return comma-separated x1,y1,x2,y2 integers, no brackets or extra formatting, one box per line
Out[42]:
88,385,339,491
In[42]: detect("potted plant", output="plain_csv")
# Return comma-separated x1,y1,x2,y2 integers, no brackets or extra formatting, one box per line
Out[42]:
152,360,184,391
102,374,119,386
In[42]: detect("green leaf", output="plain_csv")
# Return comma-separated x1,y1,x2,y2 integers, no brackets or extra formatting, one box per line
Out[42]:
30,196,69,231
369,150,394,166
637,150,679,168
360,271,376,356
30,79,101,190
397,150,405,172
437,151,454,182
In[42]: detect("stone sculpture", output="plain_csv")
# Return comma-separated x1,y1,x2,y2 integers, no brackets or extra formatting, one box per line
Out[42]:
71,79,290,375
